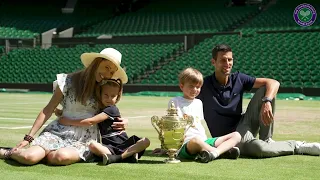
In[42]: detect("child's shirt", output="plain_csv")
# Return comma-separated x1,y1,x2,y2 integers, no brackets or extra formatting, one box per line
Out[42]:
98,105,126,145
169,96,207,144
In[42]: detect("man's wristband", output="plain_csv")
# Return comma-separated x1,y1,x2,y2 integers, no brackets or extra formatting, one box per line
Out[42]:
262,97,273,103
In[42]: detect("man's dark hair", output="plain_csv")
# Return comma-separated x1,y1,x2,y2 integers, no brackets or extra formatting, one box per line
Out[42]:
212,44,232,59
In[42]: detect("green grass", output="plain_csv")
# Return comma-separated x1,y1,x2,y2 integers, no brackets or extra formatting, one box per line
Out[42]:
0,93,320,180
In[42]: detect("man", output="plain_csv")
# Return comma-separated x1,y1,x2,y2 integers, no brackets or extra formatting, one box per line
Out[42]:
197,44,320,158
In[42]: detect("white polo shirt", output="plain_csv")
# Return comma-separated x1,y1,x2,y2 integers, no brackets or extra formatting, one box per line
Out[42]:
168,96,207,144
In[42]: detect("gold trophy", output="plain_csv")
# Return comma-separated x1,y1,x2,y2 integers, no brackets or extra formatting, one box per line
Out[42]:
151,101,193,163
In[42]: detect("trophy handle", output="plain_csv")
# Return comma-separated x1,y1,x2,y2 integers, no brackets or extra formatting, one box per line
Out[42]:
151,116,161,135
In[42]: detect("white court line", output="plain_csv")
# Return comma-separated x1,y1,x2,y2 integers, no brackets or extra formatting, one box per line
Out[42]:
0,125,47,130
0,117,55,121
0,108,42,112
0,116,150,121
0,102,47,105
0,116,151,130
127,115,150,119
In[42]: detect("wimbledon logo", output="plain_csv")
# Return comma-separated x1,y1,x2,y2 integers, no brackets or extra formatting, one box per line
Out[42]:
293,3,317,27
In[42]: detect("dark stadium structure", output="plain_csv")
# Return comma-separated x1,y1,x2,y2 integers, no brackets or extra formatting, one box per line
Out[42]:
0,0,319,96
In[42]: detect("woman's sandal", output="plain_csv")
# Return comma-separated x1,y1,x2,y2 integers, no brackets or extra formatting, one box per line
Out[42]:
0,147,13,159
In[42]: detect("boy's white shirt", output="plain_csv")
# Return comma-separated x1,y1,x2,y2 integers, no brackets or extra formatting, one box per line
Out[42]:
168,96,207,145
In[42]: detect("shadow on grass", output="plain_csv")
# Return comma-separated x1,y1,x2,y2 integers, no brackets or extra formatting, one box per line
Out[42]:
3,158,47,167
137,159,165,164
96,159,164,166
143,149,168,157
4,159,26,166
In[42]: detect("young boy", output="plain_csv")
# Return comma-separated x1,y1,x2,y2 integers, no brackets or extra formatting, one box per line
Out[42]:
170,67,241,163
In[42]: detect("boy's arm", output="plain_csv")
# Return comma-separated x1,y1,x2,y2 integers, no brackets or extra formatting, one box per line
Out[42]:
58,112,109,126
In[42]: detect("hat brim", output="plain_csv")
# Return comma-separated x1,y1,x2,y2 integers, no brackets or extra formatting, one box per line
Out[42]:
80,53,128,84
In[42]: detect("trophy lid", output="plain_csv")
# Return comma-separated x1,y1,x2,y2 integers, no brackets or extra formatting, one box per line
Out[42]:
166,101,178,117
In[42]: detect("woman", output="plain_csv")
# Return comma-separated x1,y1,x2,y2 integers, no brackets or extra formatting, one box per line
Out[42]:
0,48,128,165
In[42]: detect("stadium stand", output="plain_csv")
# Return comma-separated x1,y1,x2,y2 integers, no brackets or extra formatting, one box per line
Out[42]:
75,0,259,37
142,32,320,88
237,0,320,34
0,0,319,91
0,43,182,83
0,0,112,38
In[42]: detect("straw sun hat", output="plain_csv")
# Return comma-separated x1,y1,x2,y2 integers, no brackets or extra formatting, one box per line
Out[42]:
80,48,128,84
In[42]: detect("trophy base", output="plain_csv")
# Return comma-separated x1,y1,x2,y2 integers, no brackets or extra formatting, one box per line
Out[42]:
163,158,181,164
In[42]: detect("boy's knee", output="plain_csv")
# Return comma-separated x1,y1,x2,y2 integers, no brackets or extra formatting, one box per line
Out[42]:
189,137,202,145
232,132,242,143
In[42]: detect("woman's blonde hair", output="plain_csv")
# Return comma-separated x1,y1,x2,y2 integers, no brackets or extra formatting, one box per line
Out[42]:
95,79,123,109
178,67,203,85
71,57,105,106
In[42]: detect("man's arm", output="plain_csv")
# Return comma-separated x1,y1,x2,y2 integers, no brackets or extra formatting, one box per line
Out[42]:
253,78,280,100
58,112,109,126
253,78,280,126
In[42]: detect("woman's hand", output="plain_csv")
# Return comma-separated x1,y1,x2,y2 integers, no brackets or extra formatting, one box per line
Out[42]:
54,108,63,117
111,117,128,130
15,140,29,149
58,117,68,125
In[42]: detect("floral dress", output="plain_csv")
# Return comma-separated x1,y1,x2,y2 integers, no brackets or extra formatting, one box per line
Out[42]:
32,73,99,161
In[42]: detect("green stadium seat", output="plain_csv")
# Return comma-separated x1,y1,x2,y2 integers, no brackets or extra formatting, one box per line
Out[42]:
303,82,314,88
143,32,320,87
0,43,182,84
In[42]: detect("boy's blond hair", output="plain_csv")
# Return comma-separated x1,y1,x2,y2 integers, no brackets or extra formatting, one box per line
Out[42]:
178,67,203,85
